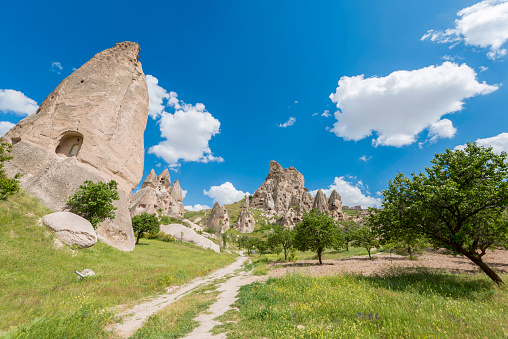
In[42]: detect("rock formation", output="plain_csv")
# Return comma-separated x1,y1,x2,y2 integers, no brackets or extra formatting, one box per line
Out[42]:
205,202,230,233
160,224,220,253
41,212,97,248
233,198,255,233
130,169,185,218
2,42,149,251
252,161,345,227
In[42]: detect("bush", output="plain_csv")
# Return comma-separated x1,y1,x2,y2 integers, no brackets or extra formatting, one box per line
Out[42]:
66,180,119,228
132,212,160,245
159,232,175,242
0,142,20,201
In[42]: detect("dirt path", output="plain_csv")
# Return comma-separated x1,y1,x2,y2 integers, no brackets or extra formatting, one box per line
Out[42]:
109,253,249,338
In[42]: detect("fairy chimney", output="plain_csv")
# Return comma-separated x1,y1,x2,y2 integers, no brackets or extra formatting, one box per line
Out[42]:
205,202,230,233
234,198,255,233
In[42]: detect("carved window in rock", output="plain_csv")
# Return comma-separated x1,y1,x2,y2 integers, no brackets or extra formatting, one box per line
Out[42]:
55,132,84,157
139,204,146,209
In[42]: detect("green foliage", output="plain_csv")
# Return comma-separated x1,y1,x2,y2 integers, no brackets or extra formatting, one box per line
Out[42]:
351,224,379,259
338,220,360,251
267,224,293,260
132,212,161,244
159,215,170,225
0,142,20,201
293,209,341,264
65,180,119,228
371,143,508,283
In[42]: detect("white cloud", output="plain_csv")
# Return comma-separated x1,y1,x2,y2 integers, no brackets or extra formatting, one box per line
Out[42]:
0,121,15,136
309,176,382,208
147,75,223,168
428,118,457,142
278,117,296,128
294,100,299,104
480,66,489,72
312,112,319,116
329,62,497,147
182,190,187,199
321,110,331,117
51,62,62,74
456,132,508,154
203,182,250,205
422,0,508,60
185,204,211,211
441,55,455,61
359,155,372,162
0,89,39,116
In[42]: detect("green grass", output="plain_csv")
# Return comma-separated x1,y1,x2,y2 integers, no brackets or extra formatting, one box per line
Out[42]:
0,190,237,336
213,269,508,338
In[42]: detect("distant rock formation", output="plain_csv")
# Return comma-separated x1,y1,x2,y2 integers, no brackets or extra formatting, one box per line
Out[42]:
2,42,148,251
130,169,185,218
205,202,230,233
252,161,344,227
233,198,255,233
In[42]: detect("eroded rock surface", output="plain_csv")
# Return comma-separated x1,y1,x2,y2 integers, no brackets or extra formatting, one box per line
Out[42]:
2,42,149,251
205,202,230,233
233,198,255,233
41,212,97,248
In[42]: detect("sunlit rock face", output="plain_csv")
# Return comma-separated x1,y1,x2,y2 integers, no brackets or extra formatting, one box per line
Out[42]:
2,41,149,251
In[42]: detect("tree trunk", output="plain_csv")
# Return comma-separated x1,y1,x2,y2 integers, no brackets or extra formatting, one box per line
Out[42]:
317,248,323,265
462,251,504,284
284,248,288,261
136,232,142,245
366,247,372,259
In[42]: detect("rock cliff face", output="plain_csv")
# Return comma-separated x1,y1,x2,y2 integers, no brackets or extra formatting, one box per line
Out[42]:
233,198,255,233
2,42,148,251
205,202,230,233
130,169,185,218
252,161,344,227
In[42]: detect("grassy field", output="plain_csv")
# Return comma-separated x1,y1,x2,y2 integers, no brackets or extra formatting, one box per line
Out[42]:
0,190,237,337
214,269,508,338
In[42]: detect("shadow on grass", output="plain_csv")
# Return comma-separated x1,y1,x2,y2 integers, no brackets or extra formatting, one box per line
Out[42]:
357,267,497,301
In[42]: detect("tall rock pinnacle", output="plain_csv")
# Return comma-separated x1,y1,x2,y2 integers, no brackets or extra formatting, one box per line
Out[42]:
2,41,149,251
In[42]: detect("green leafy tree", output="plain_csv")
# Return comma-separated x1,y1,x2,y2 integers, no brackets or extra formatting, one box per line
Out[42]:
371,143,508,284
338,220,359,251
132,212,160,244
293,209,340,265
0,142,20,201
66,180,119,228
267,224,293,260
351,224,379,259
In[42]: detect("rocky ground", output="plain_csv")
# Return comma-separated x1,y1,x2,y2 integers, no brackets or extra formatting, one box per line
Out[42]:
267,249,508,278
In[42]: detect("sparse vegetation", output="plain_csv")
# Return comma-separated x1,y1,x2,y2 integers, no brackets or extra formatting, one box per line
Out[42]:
132,212,160,244
65,180,119,228
0,142,20,201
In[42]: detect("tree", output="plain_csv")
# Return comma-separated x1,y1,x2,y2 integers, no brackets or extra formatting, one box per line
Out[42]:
293,209,340,265
267,224,293,260
351,224,379,259
338,220,359,251
371,143,508,284
132,212,160,244
66,180,120,228
0,142,20,201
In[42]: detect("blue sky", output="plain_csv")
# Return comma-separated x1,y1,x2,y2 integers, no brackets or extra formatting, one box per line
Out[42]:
1,0,508,210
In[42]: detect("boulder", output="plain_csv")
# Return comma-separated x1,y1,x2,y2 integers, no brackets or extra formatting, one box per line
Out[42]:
205,202,230,233
2,42,149,251
41,212,97,248
233,198,255,233
160,224,220,253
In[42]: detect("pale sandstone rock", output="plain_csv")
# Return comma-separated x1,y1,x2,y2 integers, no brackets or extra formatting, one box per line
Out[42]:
328,189,344,220
160,224,220,253
3,42,148,251
41,212,97,248
233,198,255,233
205,202,230,233
312,189,329,213
130,169,185,218
281,207,299,229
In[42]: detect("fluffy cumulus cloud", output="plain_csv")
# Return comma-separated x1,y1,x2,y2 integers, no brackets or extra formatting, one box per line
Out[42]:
0,89,38,116
278,117,296,128
203,182,250,205
184,204,211,211
456,132,508,154
329,62,498,147
422,0,508,59
0,121,15,136
146,75,223,168
428,118,457,142
309,177,381,208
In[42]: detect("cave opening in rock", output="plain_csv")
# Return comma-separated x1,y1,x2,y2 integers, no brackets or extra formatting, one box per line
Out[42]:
55,132,84,157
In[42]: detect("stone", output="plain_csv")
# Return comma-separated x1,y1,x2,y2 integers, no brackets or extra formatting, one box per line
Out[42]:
205,202,230,233
312,189,329,213
41,212,97,248
2,42,149,251
328,189,344,220
160,224,220,253
233,198,255,233
130,169,185,218
280,207,299,229
75,269,96,279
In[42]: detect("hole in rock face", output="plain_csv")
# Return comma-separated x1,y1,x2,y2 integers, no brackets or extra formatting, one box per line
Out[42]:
55,132,84,157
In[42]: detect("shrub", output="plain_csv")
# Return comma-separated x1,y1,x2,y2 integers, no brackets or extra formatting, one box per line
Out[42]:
132,212,160,244
0,142,20,201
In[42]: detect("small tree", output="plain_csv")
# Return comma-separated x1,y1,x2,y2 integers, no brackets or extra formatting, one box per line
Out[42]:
293,209,340,265
267,224,293,260
338,220,359,251
351,224,379,259
372,143,508,284
66,180,119,228
132,212,160,244
0,142,20,201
